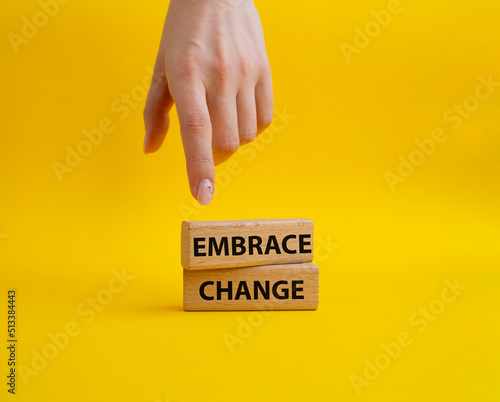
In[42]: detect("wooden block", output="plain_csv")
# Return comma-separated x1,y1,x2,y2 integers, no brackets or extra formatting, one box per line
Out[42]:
181,219,313,270
183,263,319,311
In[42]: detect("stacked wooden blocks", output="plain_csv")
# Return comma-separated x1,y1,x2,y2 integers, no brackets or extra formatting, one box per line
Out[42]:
182,219,319,311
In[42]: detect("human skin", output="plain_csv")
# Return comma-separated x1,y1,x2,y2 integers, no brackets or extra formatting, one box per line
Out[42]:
143,0,273,205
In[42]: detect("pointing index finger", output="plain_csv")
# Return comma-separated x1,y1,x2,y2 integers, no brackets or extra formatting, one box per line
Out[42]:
169,78,215,206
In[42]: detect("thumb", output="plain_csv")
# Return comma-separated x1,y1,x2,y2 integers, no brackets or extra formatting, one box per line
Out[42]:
143,71,174,153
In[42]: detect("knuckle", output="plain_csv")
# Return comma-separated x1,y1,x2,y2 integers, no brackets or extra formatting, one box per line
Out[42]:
182,112,211,132
240,126,257,144
210,51,235,83
258,113,273,128
211,56,254,82
211,55,233,83
237,56,252,75
258,58,272,76
214,138,239,155
189,156,213,172
150,69,167,87
168,56,199,79
240,133,256,145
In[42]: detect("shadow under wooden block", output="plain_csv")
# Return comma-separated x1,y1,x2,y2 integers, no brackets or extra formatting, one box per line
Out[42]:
183,263,319,311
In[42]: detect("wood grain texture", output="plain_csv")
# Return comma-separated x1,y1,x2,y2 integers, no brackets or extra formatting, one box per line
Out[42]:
183,263,319,311
181,219,314,270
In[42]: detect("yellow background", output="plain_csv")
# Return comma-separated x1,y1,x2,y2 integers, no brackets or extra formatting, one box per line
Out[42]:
1,0,499,400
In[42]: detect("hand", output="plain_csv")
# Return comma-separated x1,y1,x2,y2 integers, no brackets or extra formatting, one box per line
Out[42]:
143,0,273,206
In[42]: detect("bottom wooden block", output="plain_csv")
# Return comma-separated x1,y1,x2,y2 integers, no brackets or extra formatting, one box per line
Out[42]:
183,263,319,311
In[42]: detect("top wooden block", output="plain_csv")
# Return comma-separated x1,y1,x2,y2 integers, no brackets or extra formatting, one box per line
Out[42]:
181,219,314,270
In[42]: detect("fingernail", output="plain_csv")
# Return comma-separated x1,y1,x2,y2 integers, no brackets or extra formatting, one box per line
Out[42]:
197,179,214,206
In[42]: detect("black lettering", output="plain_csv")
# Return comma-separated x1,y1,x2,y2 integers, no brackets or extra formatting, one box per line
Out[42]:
248,236,263,255
292,280,304,299
299,234,312,254
194,237,206,257
272,280,289,299
200,281,214,300
265,235,281,254
208,237,229,256
232,236,246,256
235,281,251,300
282,234,297,254
217,281,233,300
196,234,311,257
254,281,270,299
